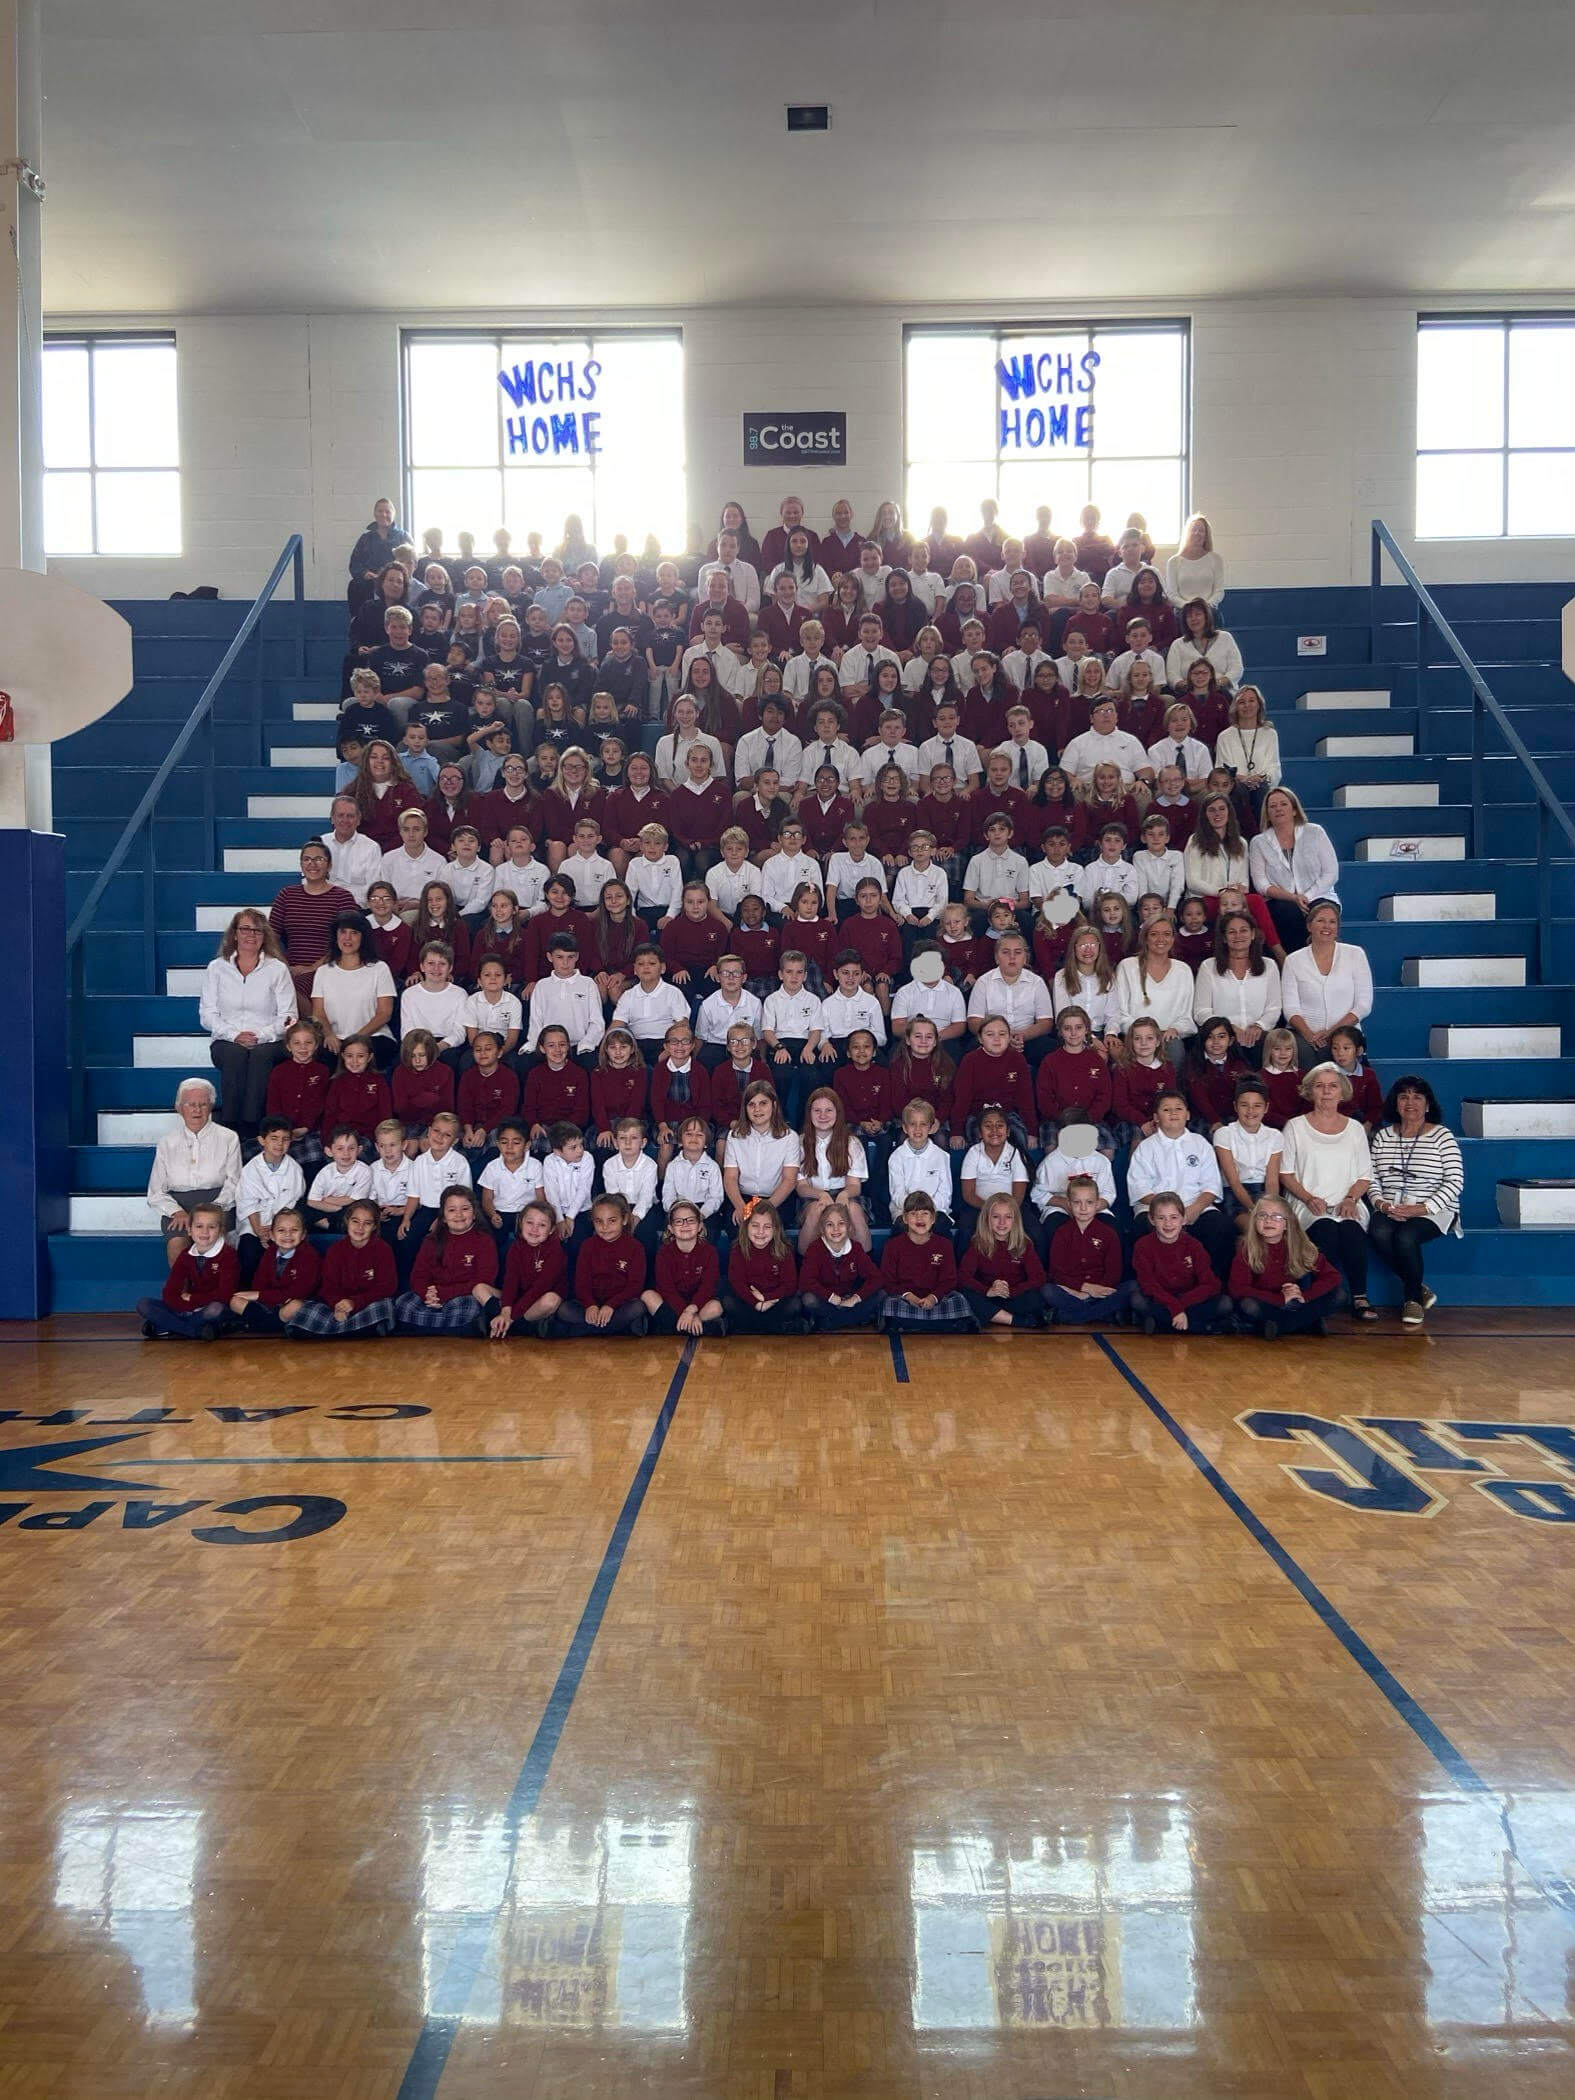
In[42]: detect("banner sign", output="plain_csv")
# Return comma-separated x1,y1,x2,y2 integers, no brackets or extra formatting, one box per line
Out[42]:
743,410,847,466
996,345,1099,454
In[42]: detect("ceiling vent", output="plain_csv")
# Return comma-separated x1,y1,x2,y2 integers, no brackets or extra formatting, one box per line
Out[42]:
786,105,830,132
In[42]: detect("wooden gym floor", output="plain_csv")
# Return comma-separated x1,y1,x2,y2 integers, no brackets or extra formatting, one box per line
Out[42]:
1,1311,1574,2099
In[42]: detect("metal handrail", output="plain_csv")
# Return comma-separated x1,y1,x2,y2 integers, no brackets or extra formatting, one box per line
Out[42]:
1369,519,1574,982
65,533,306,955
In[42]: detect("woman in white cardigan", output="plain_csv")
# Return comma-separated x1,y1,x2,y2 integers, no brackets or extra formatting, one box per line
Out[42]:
1162,514,1226,608
1165,598,1243,691
1248,786,1341,952
200,908,298,1144
1183,792,1251,901
1113,914,1196,1057
1192,909,1282,1054
1276,1062,1377,1319
1279,901,1374,1067
1214,684,1281,797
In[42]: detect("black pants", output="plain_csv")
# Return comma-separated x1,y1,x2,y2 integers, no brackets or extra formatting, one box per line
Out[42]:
1131,1288,1232,1334
210,1038,285,1141
800,1292,881,1332
236,1300,289,1335
553,1301,649,1336
720,1291,805,1335
647,1304,726,1337
1367,1213,1441,1301
962,1287,1043,1328
1266,896,1309,953
1234,1291,1339,1336
1306,1215,1369,1296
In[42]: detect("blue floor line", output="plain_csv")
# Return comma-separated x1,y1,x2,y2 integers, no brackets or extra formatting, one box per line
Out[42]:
1094,1333,1575,1921
393,1337,697,2100
96,1454,560,1466
887,1329,909,1383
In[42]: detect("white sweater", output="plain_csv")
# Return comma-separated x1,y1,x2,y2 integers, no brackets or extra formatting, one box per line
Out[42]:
1248,822,1340,908
1166,631,1244,690
1192,956,1283,1034
1279,943,1374,1034
1114,954,1196,1038
1214,722,1281,788
1163,549,1226,607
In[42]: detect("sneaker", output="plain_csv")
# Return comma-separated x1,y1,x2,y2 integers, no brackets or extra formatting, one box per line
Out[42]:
1401,1300,1425,1327
1421,1286,1438,1312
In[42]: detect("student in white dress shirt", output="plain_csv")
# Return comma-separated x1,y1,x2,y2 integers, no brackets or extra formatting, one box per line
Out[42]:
837,615,900,702
796,704,861,794
705,830,765,918
734,698,803,790
379,809,450,908
917,705,983,794
995,706,1051,790
1078,828,1143,911
1040,541,1092,606
1060,698,1153,786
857,710,922,791
1132,812,1186,909
696,531,760,614
1099,531,1150,606
444,828,497,917
1146,703,1213,793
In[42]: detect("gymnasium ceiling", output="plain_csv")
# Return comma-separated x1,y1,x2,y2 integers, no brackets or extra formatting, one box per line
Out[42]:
42,0,1575,314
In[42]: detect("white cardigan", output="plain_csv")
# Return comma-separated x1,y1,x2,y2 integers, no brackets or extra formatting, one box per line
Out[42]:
1166,631,1244,690
1114,954,1196,1037
1183,836,1250,898
1214,722,1282,788
1163,549,1226,607
1279,942,1374,1033
1248,822,1340,908
1192,956,1283,1034
199,955,297,1044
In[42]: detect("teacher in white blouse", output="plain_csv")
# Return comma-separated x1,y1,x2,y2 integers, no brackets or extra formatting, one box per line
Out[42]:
1113,915,1196,1057
200,909,298,1144
1248,787,1341,952
1214,685,1281,798
1192,909,1282,1055
1279,901,1373,1068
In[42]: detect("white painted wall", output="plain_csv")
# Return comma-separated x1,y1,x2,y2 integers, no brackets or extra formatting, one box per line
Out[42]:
44,294,1575,605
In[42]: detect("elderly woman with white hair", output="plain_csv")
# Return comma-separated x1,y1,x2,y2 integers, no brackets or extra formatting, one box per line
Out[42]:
145,1077,243,1267
1276,1061,1376,1321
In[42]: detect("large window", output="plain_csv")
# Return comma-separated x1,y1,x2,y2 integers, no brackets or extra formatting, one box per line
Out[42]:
43,334,181,555
1416,316,1575,539
402,330,685,557
904,322,1190,545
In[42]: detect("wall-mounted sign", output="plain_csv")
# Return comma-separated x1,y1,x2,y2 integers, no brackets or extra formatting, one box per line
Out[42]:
996,346,1099,454
743,410,847,466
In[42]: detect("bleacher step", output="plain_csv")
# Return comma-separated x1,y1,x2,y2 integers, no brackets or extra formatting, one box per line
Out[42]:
1378,892,1495,922
165,967,207,996
70,1193,159,1234
1463,1100,1575,1138
293,702,338,722
1297,690,1392,710
132,1034,213,1067
1401,956,1526,988
98,1110,181,1144
1431,1023,1561,1060
1333,783,1439,809
248,794,331,819
1497,1180,1575,1227
268,745,331,767
1316,734,1414,758
223,847,302,872
1355,835,1466,862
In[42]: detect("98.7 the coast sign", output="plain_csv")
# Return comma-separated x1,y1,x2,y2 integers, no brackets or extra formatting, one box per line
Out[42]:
743,411,847,466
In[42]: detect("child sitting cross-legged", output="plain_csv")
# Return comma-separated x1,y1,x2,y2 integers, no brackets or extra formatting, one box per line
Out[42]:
1227,1194,1344,1338
227,1204,320,1336
641,1198,727,1338
878,1191,977,1332
136,1203,239,1341
553,1192,650,1337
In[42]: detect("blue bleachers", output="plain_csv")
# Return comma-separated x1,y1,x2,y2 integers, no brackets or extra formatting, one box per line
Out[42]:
46,578,1575,1311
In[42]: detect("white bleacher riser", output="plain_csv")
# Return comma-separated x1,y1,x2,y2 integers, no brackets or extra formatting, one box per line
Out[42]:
293,702,338,721
166,967,207,996
1355,836,1466,862
195,902,261,931
248,794,331,819
70,1194,160,1234
1463,1101,1575,1139
1333,783,1439,808
133,1034,213,1067
1401,956,1526,988
269,745,331,767
1497,1182,1575,1228
98,1110,182,1144
224,848,303,872
1378,893,1495,922
1431,1024,1561,1060
1316,734,1414,758
1297,690,1392,710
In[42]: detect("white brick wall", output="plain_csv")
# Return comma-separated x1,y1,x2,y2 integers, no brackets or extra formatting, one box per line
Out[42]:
44,295,1575,603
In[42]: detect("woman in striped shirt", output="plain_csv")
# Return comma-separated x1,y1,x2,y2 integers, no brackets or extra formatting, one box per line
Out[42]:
1367,1075,1464,1328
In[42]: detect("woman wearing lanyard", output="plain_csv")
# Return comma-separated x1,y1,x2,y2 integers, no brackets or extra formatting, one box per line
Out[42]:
1367,1076,1464,1327
1248,787,1340,953
1215,684,1282,803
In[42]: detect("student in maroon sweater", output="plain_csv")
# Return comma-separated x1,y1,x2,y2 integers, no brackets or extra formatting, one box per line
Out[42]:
650,1021,713,1149
833,1028,892,1157
1257,1033,1305,1129
227,1206,321,1334
710,1035,775,1131
550,1194,650,1336
522,1026,592,1144
666,746,733,877
1329,1026,1383,1132
730,899,780,991
137,1205,240,1340
395,1187,500,1334
951,1016,1036,1147
723,1203,808,1334
660,883,730,988
1043,1178,1131,1326
915,769,972,881
321,1038,393,1150
489,1201,571,1337
1131,1193,1229,1334
841,889,903,994
287,1201,398,1338
886,1019,956,1132
641,1200,726,1337
798,1201,883,1330
470,892,534,988
1227,1195,1343,1338
879,1193,976,1330
391,1029,456,1149
797,774,857,860
267,1020,333,1165
959,1195,1046,1328
1183,1019,1248,1134
458,1033,521,1158
590,1027,650,1147
1035,1005,1113,1145
1112,1019,1169,1142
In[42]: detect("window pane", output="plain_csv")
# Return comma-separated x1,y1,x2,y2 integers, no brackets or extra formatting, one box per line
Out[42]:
1090,457,1184,547
590,337,685,550
1508,324,1575,449
43,469,94,554
907,335,995,463
1507,450,1575,536
503,465,596,550
905,461,994,546
1090,329,1185,457
996,333,1089,465
410,467,504,546
92,343,179,468
996,459,1090,542
408,341,501,468
42,345,91,468
1417,326,1505,451
95,470,182,555
1416,451,1504,538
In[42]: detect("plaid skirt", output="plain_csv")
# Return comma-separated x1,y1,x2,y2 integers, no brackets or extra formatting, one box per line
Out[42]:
290,1133,326,1170
286,1297,395,1339
393,1291,489,1334
880,1290,977,1329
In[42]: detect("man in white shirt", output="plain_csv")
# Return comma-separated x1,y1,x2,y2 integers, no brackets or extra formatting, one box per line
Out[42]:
966,934,1053,1045
379,809,450,906
1060,698,1155,786
696,531,760,615
734,700,804,790
320,797,382,906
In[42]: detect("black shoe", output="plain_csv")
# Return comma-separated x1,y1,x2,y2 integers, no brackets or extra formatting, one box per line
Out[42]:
1262,1318,1280,1341
140,1319,156,1339
197,1320,222,1342
1141,1314,1157,1336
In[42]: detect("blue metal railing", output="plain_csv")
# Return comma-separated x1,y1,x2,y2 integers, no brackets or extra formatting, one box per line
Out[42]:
1369,519,1575,983
65,535,307,1137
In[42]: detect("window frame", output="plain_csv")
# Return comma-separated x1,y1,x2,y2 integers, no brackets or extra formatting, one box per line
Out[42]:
399,324,686,555
902,317,1192,537
42,329,182,557
1416,312,1575,541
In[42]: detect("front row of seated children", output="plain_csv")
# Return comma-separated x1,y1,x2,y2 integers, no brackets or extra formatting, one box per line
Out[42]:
137,1178,1342,1344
